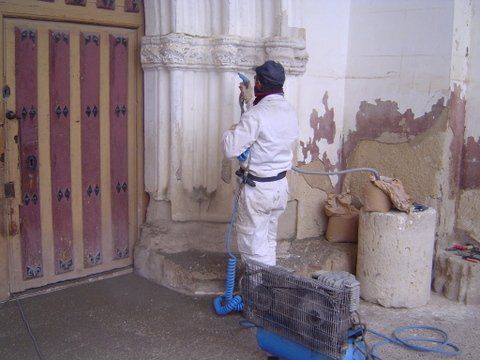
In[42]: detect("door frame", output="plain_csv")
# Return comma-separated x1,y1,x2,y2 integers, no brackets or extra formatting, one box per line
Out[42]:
0,0,145,300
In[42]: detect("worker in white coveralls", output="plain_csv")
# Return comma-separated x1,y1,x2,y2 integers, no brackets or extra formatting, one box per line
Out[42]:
222,61,299,266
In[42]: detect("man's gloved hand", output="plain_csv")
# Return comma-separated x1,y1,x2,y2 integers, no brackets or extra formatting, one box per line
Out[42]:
237,148,250,162
239,82,253,104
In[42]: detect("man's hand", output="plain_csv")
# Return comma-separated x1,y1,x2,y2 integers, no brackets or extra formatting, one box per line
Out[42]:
239,82,253,104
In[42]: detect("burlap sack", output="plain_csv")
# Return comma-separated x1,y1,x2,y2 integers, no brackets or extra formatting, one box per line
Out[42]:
324,193,358,217
324,193,359,243
326,214,358,243
369,175,413,213
363,181,392,213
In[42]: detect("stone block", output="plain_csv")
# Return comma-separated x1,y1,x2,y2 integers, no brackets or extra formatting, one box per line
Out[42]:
357,208,436,308
278,200,297,240
433,251,480,305
134,246,231,295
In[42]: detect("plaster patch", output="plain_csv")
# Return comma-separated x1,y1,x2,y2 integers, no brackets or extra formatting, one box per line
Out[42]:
293,173,328,239
448,84,467,192
457,189,480,243
296,160,334,193
343,97,446,165
299,91,336,162
344,107,450,205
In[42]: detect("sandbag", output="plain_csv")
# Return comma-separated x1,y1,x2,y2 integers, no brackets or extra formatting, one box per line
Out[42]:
324,193,359,243
363,181,392,213
326,214,358,243
324,193,358,217
369,175,413,213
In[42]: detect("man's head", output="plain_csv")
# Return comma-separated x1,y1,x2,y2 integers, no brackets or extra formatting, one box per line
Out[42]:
254,60,285,92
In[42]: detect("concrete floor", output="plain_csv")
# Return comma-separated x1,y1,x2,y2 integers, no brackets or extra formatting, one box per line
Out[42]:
0,273,479,360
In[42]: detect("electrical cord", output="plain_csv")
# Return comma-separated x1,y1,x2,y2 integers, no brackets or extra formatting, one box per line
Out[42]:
14,295,44,360
351,311,460,359
363,325,460,359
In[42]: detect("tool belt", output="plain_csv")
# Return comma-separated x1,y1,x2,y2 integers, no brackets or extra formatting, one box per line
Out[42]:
235,168,287,187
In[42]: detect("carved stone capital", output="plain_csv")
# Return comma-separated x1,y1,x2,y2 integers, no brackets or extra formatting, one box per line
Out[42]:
141,33,308,75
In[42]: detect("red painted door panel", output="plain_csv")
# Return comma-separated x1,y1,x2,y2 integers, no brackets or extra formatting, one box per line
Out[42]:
49,30,74,274
15,27,43,279
80,32,102,267
109,34,129,260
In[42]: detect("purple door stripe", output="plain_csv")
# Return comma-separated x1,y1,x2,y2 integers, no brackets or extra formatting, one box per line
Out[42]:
49,30,74,274
15,27,43,280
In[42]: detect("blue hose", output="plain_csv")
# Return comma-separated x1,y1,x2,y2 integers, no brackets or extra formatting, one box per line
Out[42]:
367,325,461,359
213,184,245,316
213,256,244,315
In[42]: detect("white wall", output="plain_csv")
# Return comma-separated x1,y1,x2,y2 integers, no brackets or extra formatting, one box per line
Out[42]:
344,0,454,132
465,0,480,139
296,0,351,169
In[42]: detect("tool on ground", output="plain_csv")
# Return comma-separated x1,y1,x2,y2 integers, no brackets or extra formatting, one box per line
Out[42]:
446,243,480,263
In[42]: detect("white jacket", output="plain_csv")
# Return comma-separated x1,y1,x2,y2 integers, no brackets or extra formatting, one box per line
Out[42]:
222,94,299,177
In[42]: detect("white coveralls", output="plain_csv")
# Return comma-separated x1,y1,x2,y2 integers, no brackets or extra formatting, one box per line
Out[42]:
222,94,299,266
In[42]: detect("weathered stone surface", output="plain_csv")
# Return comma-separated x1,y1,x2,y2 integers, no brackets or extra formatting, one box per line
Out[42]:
135,237,357,295
344,110,456,251
357,208,436,308
138,220,230,254
456,189,480,244
134,247,229,295
277,237,357,278
433,251,480,305
292,173,328,239
145,199,172,223
277,200,297,240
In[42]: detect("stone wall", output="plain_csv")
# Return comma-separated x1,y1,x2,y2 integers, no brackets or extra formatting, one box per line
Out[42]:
138,1,479,300
141,0,310,254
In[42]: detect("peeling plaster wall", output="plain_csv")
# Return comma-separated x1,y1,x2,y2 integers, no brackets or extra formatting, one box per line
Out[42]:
140,0,477,259
344,0,454,127
292,0,351,238
341,0,458,248
457,0,480,244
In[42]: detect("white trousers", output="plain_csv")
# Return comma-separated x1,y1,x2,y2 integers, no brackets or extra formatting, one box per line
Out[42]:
235,177,289,266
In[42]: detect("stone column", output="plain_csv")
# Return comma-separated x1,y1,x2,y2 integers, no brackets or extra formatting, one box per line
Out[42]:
141,0,308,224
357,208,436,308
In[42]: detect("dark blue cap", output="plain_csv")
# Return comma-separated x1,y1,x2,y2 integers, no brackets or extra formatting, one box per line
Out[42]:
255,60,285,90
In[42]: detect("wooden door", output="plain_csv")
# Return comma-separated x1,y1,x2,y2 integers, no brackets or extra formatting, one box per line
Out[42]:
4,17,141,293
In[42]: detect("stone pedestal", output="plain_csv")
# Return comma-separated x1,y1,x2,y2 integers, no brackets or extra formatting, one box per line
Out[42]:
357,208,436,308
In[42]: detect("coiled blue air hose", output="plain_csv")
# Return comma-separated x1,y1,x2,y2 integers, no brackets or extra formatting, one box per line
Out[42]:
213,184,245,316
213,256,244,315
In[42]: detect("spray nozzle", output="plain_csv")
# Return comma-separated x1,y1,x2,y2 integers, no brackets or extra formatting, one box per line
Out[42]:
238,73,250,86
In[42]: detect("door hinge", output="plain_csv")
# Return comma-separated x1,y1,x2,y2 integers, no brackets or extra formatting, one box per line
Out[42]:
4,182,15,198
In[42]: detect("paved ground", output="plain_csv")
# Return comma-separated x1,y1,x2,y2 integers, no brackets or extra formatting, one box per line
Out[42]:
0,273,479,360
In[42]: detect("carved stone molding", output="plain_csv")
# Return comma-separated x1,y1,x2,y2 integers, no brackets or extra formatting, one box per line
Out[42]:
141,33,308,75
